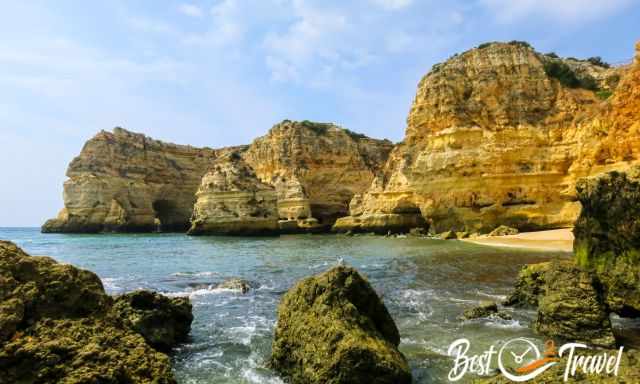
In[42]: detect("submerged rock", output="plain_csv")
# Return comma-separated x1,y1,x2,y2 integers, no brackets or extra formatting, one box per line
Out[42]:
534,262,615,348
461,301,512,321
488,225,519,237
271,266,411,384
112,290,193,352
0,241,180,383
574,167,640,317
217,278,253,293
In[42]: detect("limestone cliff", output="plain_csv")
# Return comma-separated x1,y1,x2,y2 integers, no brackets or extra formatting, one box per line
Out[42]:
243,120,394,227
335,41,638,233
42,128,242,233
188,153,279,235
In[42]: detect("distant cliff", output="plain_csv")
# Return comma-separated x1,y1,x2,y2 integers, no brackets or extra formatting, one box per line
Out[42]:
42,122,393,234
334,41,639,233
42,128,241,233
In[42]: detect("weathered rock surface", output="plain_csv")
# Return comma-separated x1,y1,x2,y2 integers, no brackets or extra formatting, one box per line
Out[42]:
217,278,254,293
271,266,411,384
503,262,551,307
112,290,193,352
574,166,640,316
336,41,639,234
0,240,184,383
188,153,280,236
243,120,394,227
461,301,512,321
534,262,615,348
488,225,519,237
42,127,240,233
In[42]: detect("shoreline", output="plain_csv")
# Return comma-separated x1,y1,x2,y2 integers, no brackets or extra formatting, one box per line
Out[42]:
462,228,574,252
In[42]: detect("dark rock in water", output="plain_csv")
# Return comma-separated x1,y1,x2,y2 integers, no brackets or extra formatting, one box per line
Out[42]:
503,262,550,307
461,301,512,321
488,225,518,236
439,230,457,240
112,290,193,352
217,278,253,293
0,240,180,383
409,227,425,236
534,262,615,348
271,266,411,384
574,167,640,317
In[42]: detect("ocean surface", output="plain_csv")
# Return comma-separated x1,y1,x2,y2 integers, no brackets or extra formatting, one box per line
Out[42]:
2,227,574,383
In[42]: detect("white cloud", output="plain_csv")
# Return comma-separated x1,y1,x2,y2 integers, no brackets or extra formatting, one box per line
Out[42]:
182,0,245,46
178,4,204,18
481,0,633,23
371,0,414,11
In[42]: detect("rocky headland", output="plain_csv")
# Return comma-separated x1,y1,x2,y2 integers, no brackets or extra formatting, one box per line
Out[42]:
335,41,640,234
43,41,639,236
0,240,192,383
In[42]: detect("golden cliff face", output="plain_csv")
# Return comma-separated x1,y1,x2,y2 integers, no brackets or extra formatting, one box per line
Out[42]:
242,120,394,225
42,128,242,233
188,153,279,236
335,41,638,233
43,122,392,234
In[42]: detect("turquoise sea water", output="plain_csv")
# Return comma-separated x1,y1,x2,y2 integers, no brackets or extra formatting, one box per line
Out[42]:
2,227,573,383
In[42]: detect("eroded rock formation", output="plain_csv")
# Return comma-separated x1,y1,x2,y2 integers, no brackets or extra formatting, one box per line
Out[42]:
243,120,394,227
271,265,411,384
0,240,191,383
335,41,640,234
43,121,392,234
42,127,241,233
188,153,280,235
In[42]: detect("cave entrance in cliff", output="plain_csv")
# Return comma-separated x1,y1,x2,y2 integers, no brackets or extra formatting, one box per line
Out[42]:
152,200,183,232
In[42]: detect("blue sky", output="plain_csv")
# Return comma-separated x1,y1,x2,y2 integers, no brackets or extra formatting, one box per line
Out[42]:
1,0,638,227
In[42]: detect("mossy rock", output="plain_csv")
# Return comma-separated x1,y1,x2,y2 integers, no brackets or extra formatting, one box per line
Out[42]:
574,167,640,316
270,266,411,384
534,262,615,348
0,240,184,383
112,290,193,352
503,262,551,307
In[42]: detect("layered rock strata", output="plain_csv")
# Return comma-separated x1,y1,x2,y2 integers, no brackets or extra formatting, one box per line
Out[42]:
335,41,639,234
0,241,191,383
42,127,241,233
271,265,411,384
43,121,392,234
243,120,394,229
188,153,280,235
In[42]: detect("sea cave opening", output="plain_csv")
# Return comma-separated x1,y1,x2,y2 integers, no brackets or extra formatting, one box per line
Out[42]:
152,199,188,232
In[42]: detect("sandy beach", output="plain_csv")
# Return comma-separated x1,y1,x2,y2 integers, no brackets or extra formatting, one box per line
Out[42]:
463,228,574,252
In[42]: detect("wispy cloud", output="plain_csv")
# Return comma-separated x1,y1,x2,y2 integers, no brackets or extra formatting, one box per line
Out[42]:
178,3,204,18
480,0,634,23
371,0,414,10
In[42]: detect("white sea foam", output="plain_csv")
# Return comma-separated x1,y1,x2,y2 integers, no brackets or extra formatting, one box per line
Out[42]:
475,290,507,300
171,271,220,277
101,277,122,292
483,319,524,329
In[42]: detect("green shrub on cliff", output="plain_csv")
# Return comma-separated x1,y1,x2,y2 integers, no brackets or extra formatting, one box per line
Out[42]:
543,60,598,91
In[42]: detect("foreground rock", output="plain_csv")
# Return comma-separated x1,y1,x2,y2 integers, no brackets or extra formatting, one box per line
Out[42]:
0,241,189,383
574,167,640,317
188,153,280,235
503,262,551,307
534,262,615,348
112,290,193,352
271,266,411,384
